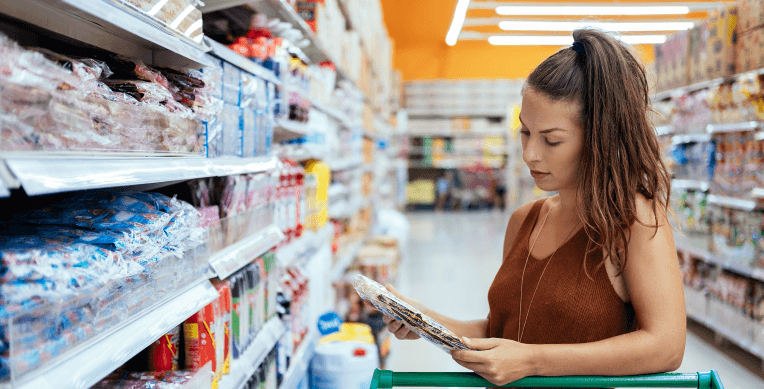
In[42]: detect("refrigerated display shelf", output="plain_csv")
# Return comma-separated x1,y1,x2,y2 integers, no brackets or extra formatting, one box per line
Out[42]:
330,238,365,282
672,179,710,192
706,122,761,134
278,331,319,389
218,319,287,389
3,279,218,389
209,225,284,280
0,0,212,69
676,238,764,282
2,156,278,196
207,39,281,84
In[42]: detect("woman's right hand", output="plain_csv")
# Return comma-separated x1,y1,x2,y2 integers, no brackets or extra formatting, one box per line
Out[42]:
381,284,426,340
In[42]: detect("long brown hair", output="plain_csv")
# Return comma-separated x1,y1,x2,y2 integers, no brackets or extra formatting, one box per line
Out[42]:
525,29,672,273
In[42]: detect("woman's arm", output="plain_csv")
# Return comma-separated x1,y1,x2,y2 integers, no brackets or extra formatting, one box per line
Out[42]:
451,197,686,385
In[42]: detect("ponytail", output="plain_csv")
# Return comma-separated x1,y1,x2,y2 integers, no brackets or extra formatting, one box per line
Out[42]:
525,29,672,274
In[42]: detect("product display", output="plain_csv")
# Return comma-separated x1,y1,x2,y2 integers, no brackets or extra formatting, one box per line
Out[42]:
352,274,468,352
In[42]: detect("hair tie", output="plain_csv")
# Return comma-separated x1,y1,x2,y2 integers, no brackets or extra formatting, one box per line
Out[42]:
571,41,585,56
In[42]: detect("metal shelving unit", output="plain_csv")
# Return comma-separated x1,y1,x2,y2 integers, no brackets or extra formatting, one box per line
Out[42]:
675,237,764,283
218,319,286,389
5,279,218,389
278,331,318,389
1,0,212,68
2,156,278,196
208,225,284,279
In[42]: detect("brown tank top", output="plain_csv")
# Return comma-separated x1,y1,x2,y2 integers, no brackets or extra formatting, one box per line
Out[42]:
487,198,637,344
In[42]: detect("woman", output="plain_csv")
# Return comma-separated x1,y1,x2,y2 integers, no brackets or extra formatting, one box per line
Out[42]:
382,29,686,386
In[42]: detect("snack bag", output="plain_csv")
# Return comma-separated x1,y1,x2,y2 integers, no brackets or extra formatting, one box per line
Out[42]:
352,274,469,352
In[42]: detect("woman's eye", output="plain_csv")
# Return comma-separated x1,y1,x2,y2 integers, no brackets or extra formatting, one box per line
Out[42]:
544,139,561,146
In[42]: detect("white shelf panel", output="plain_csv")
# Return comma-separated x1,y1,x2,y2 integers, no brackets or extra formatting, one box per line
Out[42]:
0,178,9,198
651,76,728,102
707,194,762,211
672,179,710,192
218,319,286,389
330,238,365,282
676,238,764,282
671,133,712,145
207,39,280,84
311,100,354,129
706,121,761,134
326,157,363,172
1,0,212,68
655,125,674,136
10,279,218,389
3,156,277,196
278,331,318,389
209,225,284,280
276,225,333,267
752,188,764,199
686,309,764,360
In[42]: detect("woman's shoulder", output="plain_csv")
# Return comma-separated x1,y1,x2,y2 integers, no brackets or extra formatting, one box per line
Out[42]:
632,193,669,227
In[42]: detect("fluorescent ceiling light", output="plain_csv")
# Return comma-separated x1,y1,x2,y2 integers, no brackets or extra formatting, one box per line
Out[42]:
495,6,690,16
487,35,667,45
446,0,472,46
498,21,694,32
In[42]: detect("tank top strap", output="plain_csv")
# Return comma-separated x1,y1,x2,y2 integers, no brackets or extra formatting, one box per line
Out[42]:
504,198,548,260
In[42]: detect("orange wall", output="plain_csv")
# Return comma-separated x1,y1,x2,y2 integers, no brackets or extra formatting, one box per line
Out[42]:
393,42,655,81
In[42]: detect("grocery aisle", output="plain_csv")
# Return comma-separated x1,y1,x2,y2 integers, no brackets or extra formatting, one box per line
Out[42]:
390,210,764,388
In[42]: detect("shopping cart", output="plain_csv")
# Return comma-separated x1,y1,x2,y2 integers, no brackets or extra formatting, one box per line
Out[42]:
370,369,725,389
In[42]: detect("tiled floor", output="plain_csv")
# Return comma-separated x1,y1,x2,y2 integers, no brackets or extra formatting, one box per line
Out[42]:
387,210,764,388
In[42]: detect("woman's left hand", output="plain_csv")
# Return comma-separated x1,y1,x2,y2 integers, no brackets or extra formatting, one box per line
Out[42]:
450,337,534,386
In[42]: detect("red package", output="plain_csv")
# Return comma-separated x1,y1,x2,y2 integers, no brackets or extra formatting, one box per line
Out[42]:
212,280,232,376
148,326,180,372
183,302,217,386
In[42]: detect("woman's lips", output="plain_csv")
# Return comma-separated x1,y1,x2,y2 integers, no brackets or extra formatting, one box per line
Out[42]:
530,170,550,179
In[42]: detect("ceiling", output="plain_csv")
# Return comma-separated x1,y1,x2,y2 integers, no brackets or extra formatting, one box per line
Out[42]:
379,0,725,80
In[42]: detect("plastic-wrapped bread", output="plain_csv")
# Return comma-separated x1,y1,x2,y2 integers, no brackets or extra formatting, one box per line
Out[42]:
352,274,470,352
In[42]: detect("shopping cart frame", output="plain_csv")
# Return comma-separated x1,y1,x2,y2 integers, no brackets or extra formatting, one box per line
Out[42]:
370,369,725,389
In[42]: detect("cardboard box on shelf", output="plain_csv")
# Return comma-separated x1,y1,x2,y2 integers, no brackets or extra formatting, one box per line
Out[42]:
665,30,690,88
688,24,708,84
706,6,738,79
738,0,764,34
750,28,764,70
653,42,670,91
737,29,754,73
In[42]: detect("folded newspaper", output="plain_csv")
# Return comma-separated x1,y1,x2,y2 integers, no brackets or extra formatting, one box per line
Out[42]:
352,274,470,351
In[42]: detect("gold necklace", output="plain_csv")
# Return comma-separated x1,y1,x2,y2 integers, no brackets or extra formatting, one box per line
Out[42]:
518,203,581,342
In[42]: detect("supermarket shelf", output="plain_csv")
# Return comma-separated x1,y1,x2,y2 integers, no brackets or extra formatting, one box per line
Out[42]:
247,0,351,83
409,161,504,169
218,319,286,389
330,238,365,282
685,308,764,360
672,179,710,192
1,0,212,69
311,100,354,129
207,39,280,84
0,178,9,198
706,121,761,134
209,225,284,280
671,133,712,145
9,278,218,389
2,156,278,196
753,188,764,199
675,237,764,282
327,156,363,171
408,133,509,139
274,119,312,143
276,225,333,267
655,125,674,136
756,132,764,141
278,331,319,389
707,194,762,211
651,76,728,102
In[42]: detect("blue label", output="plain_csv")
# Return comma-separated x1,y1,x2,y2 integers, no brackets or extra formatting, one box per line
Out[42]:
317,312,342,336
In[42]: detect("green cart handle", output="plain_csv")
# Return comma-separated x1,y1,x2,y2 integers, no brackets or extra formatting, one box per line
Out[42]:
371,369,725,389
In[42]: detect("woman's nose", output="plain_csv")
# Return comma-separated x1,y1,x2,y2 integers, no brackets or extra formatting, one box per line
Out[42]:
523,139,541,163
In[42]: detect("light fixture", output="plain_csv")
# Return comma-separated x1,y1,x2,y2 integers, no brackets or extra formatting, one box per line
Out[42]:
446,0,471,46
495,5,690,16
498,21,694,32
487,35,667,45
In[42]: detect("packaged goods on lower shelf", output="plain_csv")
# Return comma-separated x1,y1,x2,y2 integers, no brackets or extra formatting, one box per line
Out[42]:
0,192,208,382
0,34,219,154
93,364,212,389
708,204,764,268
